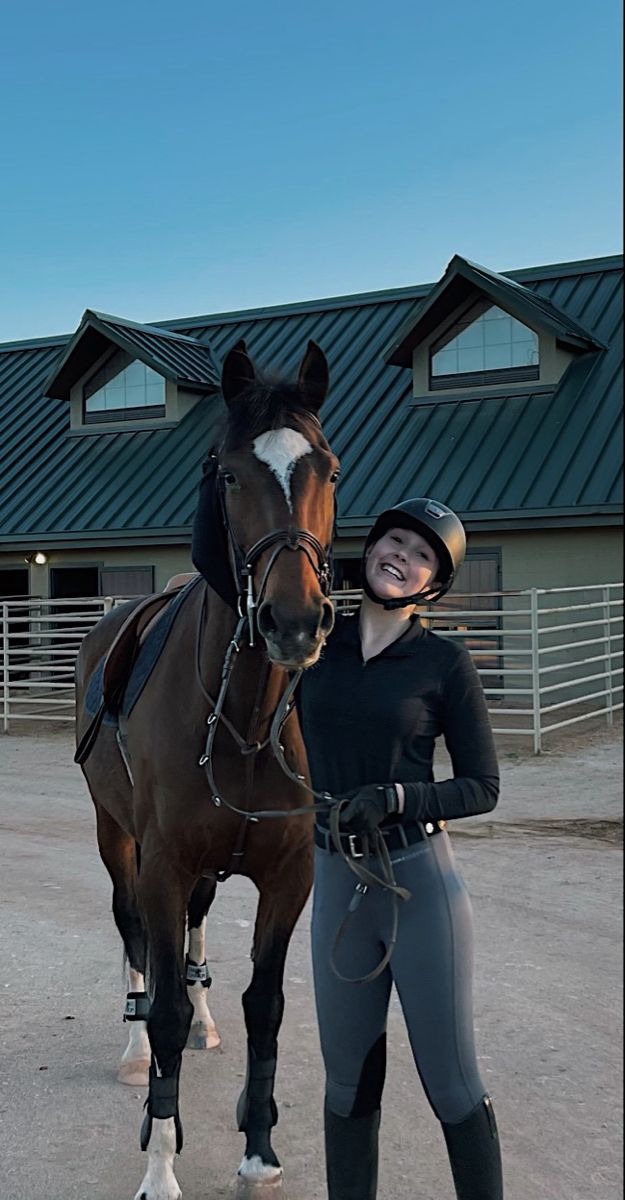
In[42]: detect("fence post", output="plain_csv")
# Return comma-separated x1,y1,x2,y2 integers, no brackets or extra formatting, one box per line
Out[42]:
530,589,541,754
2,603,9,734
603,585,613,727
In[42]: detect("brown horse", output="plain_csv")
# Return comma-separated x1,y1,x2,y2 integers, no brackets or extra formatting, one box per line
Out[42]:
75,340,339,1200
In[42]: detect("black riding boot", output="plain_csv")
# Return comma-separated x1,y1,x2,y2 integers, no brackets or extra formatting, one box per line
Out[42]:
442,1095,503,1200
324,1105,380,1200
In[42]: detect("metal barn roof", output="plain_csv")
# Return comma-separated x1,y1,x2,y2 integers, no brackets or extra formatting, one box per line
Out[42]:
0,255,622,549
44,309,221,399
384,255,606,366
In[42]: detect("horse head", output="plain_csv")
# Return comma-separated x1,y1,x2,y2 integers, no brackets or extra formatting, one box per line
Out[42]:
218,338,339,669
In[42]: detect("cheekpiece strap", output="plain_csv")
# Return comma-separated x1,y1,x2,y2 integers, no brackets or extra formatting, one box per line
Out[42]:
185,956,212,989
124,991,151,1022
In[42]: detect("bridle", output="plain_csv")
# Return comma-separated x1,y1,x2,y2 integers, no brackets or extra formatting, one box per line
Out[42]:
197,432,336,804
196,435,411,983
213,459,334,648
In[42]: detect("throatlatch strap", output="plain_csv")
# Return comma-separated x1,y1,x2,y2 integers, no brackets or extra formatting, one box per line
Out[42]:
185,955,212,989
140,1059,183,1154
236,1046,278,1131
124,992,151,1021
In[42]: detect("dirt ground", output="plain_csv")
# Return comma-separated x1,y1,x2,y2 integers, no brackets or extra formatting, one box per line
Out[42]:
0,722,622,1200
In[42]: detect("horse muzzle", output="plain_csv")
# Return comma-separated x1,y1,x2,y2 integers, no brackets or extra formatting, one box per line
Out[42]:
257,598,334,669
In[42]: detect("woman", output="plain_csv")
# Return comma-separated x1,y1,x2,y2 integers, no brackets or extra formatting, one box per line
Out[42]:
298,497,504,1200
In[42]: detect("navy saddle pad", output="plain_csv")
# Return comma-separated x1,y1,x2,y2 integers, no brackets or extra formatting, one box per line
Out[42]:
85,582,194,727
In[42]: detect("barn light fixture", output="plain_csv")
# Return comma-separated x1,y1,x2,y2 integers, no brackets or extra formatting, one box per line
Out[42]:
25,551,48,565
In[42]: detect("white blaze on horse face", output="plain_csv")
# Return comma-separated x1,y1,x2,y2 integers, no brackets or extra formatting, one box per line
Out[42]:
252,427,313,513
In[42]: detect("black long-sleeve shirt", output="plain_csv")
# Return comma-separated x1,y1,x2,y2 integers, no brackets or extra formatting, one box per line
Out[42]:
297,611,499,828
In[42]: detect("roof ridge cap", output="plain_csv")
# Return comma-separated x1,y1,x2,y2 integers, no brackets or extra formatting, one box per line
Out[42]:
153,283,433,330
85,309,207,346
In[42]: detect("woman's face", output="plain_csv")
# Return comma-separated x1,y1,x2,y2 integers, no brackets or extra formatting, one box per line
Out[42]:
365,525,440,602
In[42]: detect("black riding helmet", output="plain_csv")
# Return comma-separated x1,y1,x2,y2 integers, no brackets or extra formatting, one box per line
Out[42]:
362,497,466,609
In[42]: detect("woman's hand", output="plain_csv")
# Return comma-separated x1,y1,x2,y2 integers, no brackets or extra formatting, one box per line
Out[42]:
338,784,400,835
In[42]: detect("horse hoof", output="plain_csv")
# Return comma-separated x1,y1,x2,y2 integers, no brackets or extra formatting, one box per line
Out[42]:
236,1163,285,1199
134,1171,181,1200
118,1057,150,1086
186,1021,221,1051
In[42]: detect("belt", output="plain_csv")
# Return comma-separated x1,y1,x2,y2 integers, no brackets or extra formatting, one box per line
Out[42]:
314,819,446,859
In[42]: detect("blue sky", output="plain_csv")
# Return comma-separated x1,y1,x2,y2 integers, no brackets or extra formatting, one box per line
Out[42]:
0,0,621,342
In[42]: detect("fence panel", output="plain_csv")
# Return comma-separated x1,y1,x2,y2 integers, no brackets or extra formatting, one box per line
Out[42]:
332,583,623,750
1,586,622,749
0,598,107,730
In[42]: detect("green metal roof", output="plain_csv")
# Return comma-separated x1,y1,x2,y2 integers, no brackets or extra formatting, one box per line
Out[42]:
43,309,220,399
0,255,621,549
384,255,605,366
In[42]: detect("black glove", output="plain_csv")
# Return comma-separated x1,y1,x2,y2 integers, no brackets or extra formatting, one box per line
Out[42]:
338,784,400,836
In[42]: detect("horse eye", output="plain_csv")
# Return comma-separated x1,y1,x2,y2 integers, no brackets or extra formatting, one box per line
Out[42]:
220,470,237,486
330,470,341,484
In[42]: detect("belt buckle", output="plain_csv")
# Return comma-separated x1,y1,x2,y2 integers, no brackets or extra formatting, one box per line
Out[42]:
348,833,364,859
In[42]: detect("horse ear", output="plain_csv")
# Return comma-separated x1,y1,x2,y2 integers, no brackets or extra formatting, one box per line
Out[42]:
298,340,329,412
221,339,256,407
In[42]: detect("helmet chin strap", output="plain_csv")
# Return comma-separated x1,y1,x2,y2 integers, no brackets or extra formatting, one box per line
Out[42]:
362,575,448,609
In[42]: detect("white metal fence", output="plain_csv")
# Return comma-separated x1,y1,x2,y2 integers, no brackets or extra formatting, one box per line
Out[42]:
1,597,108,730
1,585,622,752
333,583,623,752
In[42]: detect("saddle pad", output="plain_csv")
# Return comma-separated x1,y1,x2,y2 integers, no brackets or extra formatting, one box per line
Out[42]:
84,582,196,726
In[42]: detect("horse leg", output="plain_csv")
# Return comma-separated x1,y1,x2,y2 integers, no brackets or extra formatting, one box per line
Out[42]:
185,876,221,1050
94,802,151,1086
134,849,193,1200
236,857,312,1198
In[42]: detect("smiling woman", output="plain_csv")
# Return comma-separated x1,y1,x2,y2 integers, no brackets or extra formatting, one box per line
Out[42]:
365,525,441,605
297,495,504,1200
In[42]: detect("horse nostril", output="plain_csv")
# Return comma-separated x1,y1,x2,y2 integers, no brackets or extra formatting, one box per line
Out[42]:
257,602,278,637
258,600,334,648
320,600,335,636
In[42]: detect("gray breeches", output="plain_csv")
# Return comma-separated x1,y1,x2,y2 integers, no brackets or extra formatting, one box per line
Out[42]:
311,830,487,1123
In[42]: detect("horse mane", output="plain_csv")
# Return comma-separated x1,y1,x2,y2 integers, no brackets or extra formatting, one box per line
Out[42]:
221,372,316,452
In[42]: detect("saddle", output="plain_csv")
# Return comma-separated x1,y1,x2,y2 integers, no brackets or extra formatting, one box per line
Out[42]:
75,578,200,766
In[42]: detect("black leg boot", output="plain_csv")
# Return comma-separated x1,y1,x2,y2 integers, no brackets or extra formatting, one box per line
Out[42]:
442,1096,503,1200
324,1105,380,1200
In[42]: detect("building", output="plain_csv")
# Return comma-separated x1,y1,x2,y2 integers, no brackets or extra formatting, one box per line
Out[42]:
0,253,622,601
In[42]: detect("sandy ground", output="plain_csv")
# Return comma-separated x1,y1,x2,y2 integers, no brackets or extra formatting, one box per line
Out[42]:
0,724,622,1200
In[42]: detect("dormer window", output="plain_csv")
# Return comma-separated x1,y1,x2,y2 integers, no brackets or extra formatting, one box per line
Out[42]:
44,309,220,434
83,350,166,423
430,303,540,390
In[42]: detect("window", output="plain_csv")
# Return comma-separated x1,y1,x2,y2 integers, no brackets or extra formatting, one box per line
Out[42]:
0,567,29,599
100,567,154,596
83,351,166,422
430,303,539,390
50,566,100,598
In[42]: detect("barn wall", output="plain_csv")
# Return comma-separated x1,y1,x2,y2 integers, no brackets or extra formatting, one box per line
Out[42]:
1,525,621,599
475,527,622,591
0,545,194,598
334,526,622,592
